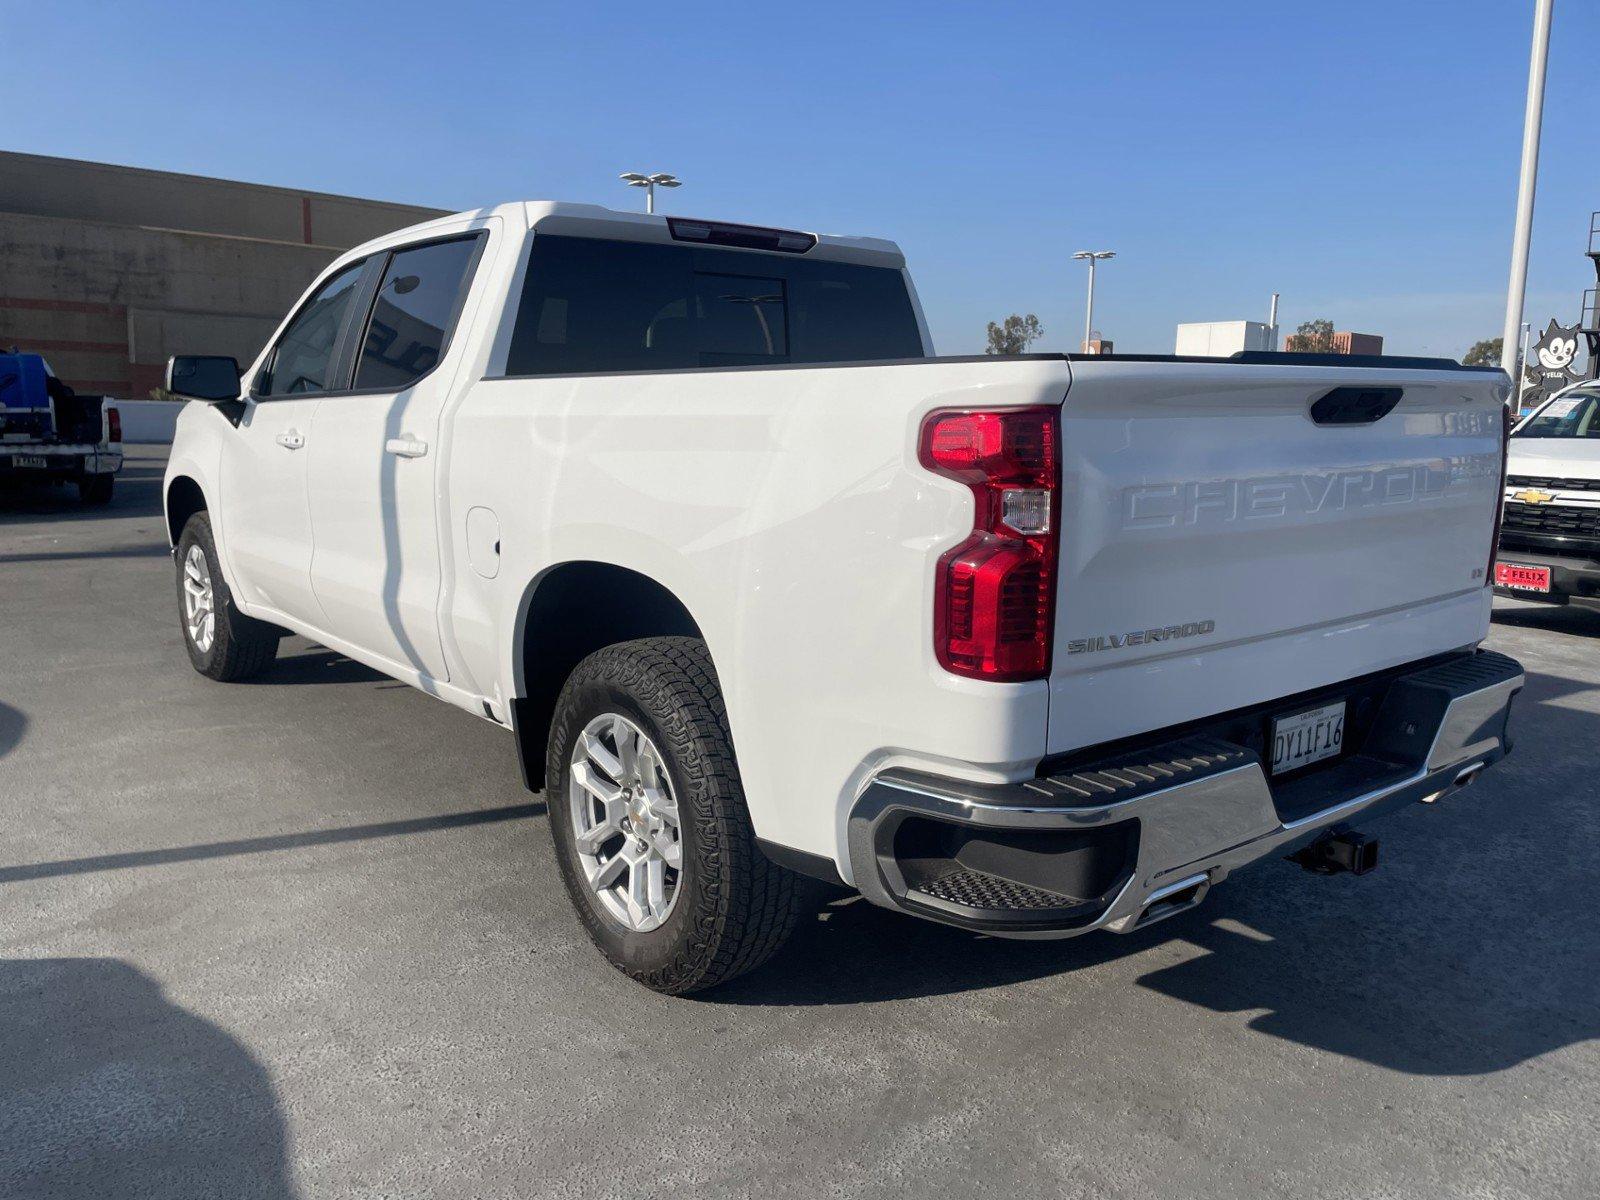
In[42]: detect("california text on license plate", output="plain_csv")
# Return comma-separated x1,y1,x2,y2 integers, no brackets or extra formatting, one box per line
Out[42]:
1271,701,1346,775
1495,561,1551,593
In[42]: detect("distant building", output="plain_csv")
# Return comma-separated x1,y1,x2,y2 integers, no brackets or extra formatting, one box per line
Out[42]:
0,151,447,397
1284,330,1384,355
1175,320,1275,357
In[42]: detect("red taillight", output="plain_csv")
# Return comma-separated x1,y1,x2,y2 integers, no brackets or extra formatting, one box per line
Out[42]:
919,407,1060,681
106,406,122,443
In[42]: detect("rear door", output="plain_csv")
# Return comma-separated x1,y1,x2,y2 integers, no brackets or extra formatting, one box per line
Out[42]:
220,260,367,621
305,228,490,680
1046,360,1507,755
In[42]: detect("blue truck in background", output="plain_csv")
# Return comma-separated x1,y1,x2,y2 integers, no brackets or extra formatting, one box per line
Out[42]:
0,352,122,504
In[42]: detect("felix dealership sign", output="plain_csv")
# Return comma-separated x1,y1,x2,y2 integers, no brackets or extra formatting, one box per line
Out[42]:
1522,319,1584,409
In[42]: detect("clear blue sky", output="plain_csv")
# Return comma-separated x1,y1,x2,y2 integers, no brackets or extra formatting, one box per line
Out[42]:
6,0,1597,359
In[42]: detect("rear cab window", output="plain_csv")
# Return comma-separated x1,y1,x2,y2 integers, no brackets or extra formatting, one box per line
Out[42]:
354,236,484,390
505,235,924,376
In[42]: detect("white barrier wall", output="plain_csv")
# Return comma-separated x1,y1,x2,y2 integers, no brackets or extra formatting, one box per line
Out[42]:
112,399,183,444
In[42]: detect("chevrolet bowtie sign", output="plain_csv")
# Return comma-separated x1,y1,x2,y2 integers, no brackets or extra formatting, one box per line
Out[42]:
1511,489,1556,505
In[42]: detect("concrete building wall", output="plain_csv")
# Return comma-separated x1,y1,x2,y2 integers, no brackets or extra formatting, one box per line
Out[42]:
0,150,442,250
0,151,448,397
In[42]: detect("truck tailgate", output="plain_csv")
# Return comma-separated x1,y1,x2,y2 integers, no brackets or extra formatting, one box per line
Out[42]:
1047,360,1508,756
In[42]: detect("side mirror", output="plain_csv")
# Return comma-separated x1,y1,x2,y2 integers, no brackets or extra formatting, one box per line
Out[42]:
166,355,241,402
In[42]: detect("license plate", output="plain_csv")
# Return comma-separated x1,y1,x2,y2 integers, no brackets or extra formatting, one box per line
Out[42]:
1271,701,1346,775
13,454,47,469
1495,561,1551,593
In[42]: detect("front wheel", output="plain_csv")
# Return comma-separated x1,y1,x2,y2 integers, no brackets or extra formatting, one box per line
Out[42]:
546,637,809,994
175,512,280,681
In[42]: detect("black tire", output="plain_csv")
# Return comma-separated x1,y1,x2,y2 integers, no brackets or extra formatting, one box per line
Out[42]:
546,636,809,995
78,473,113,504
175,511,280,681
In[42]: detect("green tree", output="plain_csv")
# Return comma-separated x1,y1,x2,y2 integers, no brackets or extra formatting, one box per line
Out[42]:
1284,318,1335,353
1462,337,1503,367
985,314,1044,355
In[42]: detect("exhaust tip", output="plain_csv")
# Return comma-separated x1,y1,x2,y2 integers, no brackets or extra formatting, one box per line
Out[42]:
1134,873,1211,929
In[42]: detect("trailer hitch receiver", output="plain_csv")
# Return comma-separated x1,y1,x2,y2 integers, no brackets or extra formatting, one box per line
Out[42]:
1289,826,1379,876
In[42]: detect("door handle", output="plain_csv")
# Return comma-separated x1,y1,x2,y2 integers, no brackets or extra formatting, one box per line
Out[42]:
275,429,305,450
385,437,429,459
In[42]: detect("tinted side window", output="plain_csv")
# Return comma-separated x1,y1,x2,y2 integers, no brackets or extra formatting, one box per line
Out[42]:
506,236,923,376
354,237,482,390
260,262,364,396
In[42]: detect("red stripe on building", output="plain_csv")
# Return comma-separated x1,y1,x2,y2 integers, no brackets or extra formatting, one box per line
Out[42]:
0,296,128,317
0,337,128,354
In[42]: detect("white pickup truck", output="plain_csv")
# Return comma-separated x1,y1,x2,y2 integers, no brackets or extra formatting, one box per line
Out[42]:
162,202,1524,994
1494,382,1600,607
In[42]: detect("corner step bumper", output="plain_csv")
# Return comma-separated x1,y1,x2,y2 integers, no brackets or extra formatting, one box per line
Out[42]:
845,650,1524,938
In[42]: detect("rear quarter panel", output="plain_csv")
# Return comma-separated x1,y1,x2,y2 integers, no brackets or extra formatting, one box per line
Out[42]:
450,359,1074,870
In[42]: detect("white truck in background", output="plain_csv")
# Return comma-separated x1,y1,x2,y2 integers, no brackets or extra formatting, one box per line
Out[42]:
160,201,1523,994
1494,382,1600,608
0,352,122,503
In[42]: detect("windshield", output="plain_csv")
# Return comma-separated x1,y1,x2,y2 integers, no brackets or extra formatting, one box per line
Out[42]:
1515,390,1600,439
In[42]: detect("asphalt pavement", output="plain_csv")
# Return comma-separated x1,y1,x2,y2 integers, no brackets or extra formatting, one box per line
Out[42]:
2,445,1596,1199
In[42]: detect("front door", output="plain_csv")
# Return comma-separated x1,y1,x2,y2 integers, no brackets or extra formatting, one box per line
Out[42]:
219,260,367,623
306,231,488,681
219,397,321,619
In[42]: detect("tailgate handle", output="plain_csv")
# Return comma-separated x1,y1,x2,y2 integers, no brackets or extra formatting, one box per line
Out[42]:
1310,386,1402,426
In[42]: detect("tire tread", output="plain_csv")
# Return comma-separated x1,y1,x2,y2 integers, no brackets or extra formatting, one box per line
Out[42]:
547,636,807,994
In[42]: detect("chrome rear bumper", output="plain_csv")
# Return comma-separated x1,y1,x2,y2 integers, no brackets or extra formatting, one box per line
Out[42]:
846,650,1523,938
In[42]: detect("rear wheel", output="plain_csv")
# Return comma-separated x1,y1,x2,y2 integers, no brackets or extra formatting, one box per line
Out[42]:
175,511,279,681
546,636,808,994
78,473,113,504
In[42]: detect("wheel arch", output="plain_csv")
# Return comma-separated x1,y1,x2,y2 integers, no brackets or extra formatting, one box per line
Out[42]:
164,474,209,547
509,560,707,791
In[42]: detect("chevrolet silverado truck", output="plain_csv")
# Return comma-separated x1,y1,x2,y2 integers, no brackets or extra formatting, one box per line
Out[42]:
160,202,1524,994
1494,382,1600,608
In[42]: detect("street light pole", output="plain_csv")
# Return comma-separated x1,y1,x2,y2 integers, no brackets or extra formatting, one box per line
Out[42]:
1500,0,1555,381
619,172,683,214
1072,250,1115,352
1084,257,1097,351
1516,321,1533,407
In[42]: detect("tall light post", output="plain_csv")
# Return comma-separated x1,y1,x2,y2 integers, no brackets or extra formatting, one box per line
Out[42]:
1072,250,1116,352
1500,0,1554,381
619,172,682,214
1516,321,1533,408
